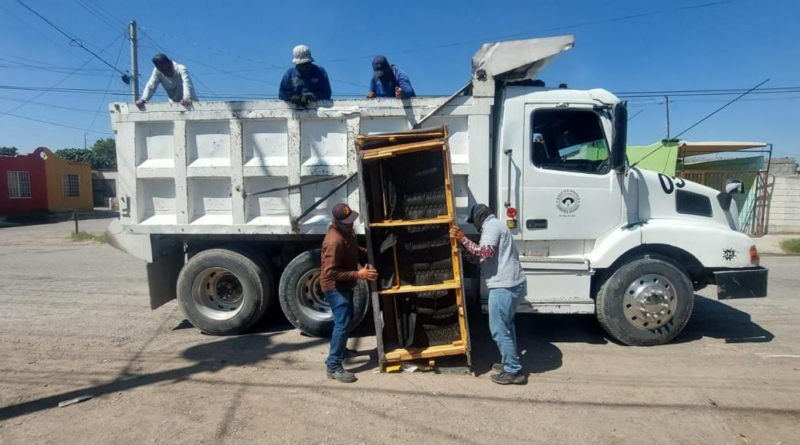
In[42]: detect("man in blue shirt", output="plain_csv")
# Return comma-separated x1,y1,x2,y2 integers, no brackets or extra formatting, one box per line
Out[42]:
366,56,415,99
279,45,332,106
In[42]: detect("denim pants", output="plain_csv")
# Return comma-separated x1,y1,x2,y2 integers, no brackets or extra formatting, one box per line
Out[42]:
325,288,353,372
488,282,526,374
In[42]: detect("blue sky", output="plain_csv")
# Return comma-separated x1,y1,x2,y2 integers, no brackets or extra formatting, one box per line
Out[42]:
1,0,798,159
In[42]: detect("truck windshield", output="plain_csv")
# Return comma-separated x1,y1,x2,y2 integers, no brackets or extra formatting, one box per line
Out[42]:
531,108,610,174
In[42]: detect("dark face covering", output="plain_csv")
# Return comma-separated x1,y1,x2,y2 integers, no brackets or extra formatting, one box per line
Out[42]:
472,207,492,232
333,218,354,234
296,63,312,76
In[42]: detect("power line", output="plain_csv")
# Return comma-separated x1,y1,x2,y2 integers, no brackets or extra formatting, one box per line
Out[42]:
15,0,130,77
86,36,127,131
71,0,124,34
138,25,369,89
631,78,770,169
2,111,113,135
320,0,737,63
1,34,124,116
0,4,85,62
0,94,106,114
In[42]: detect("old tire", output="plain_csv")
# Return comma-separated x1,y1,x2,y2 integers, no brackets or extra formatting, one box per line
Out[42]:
177,248,274,335
278,249,369,337
596,256,694,346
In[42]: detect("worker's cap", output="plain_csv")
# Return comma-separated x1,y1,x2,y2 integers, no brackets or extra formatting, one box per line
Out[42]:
466,203,489,224
292,45,314,65
372,55,390,78
332,203,359,224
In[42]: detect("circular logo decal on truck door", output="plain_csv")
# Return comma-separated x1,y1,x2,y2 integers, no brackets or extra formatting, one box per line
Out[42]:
556,190,581,215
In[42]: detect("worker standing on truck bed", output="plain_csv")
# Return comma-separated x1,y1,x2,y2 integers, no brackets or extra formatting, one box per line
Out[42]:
136,54,197,107
451,204,527,385
366,55,415,99
279,45,332,106
321,203,377,383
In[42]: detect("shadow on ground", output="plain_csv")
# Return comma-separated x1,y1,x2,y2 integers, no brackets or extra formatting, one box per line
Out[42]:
674,295,775,344
0,295,774,422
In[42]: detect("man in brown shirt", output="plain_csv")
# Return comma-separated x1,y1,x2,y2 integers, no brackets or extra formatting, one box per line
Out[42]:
322,203,377,383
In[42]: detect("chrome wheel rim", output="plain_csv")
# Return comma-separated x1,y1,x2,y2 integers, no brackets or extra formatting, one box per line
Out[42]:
296,269,332,322
192,267,244,321
623,273,677,330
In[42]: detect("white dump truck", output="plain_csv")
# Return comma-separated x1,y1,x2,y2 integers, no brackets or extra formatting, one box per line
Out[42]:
107,35,767,346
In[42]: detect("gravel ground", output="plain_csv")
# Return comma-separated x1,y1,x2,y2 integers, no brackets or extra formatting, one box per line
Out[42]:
1,219,798,445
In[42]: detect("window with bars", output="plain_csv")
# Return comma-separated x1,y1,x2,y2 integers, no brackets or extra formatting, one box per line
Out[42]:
8,171,32,199
63,173,80,197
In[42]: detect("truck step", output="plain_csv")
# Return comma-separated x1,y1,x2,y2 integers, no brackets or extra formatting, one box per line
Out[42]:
519,256,589,271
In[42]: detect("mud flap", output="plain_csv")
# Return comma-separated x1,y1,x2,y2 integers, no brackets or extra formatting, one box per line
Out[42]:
715,267,768,299
148,253,184,309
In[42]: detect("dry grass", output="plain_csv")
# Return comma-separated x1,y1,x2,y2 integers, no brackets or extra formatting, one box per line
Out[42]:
70,231,107,243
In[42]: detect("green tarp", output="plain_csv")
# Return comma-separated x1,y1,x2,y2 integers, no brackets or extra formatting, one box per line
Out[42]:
626,141,681,175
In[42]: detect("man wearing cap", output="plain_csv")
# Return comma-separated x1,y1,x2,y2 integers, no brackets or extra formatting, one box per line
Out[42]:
322,203,378,383
451,204,527,385
136,54,197,107
279,45,332,106
366,56,415,99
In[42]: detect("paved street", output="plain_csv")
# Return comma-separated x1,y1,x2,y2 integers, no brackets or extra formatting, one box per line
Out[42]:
1,219,798,445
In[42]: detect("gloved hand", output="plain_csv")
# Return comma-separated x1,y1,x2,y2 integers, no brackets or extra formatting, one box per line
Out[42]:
290,95,302,106
302,92,317,103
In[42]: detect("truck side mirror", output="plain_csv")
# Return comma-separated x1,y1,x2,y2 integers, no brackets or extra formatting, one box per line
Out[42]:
610,101,627,174
726,179,745,194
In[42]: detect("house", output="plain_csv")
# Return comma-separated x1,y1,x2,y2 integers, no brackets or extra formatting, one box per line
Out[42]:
0,147,93,217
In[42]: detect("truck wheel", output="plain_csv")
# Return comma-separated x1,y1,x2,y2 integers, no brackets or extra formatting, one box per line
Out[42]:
177,248,274,335
596,257,694,346
278,249,369,337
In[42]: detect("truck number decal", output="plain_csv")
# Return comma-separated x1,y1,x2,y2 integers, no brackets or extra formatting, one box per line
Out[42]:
658,174,686,195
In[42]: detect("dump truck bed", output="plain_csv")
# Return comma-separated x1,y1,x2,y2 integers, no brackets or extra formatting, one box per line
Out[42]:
110,97,492,236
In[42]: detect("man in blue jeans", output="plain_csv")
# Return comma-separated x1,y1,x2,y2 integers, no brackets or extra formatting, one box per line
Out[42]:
451,204,527,385
321,203,378,383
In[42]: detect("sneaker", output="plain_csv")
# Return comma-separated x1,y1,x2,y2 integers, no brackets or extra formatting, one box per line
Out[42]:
492,363,504,372
326,369,357,383
491,371,527,385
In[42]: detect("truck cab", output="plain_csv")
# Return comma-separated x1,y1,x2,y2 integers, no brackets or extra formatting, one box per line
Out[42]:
475,41,768,344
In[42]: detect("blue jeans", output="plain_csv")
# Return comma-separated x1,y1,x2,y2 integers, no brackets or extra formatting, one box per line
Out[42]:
488,282,526,374
325,288,353,372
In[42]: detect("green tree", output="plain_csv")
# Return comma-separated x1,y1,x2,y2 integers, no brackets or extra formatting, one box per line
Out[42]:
90,138,116,169
55,148,95,165
0,146,18,156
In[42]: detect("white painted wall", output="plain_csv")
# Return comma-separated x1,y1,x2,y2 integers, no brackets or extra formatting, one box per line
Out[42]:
767,175,800,234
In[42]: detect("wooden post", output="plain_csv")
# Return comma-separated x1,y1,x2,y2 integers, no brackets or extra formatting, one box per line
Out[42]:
73,210,79,234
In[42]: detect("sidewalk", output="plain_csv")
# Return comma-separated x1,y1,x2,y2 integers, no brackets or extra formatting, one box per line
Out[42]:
754,233,799,255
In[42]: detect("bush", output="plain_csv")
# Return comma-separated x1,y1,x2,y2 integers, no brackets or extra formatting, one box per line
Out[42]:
779,238,800,254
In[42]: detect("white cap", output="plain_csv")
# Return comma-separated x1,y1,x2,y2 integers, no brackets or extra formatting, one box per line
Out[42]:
292,45,314,65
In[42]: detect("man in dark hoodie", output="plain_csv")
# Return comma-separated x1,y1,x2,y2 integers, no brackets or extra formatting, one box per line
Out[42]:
451,204,527,385
321,203,378,383
366,55,415,99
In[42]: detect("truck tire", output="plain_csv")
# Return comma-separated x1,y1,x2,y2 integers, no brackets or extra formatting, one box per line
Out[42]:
177,248,274,335
596,256,694,346
278,249,369,337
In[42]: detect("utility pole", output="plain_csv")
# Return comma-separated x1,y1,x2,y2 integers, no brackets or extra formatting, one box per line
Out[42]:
83,133,87,149
664,95,671,140
129,20,139,101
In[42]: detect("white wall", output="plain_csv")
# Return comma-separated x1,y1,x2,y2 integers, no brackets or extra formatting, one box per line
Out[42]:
767,175,800,234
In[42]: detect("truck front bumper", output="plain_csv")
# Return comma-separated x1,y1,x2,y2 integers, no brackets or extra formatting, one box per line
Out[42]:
714,267,768,299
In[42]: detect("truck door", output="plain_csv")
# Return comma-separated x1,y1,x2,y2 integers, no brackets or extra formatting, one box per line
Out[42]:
520,104,622,250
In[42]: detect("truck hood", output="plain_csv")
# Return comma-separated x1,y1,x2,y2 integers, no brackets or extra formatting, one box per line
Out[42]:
633,168,736,230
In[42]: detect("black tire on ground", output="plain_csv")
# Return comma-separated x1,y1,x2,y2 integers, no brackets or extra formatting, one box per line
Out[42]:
177,248,274,335
596,256,695,346
278,249,370,337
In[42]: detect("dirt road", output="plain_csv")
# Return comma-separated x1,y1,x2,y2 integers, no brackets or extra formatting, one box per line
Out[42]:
1,219,799,444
